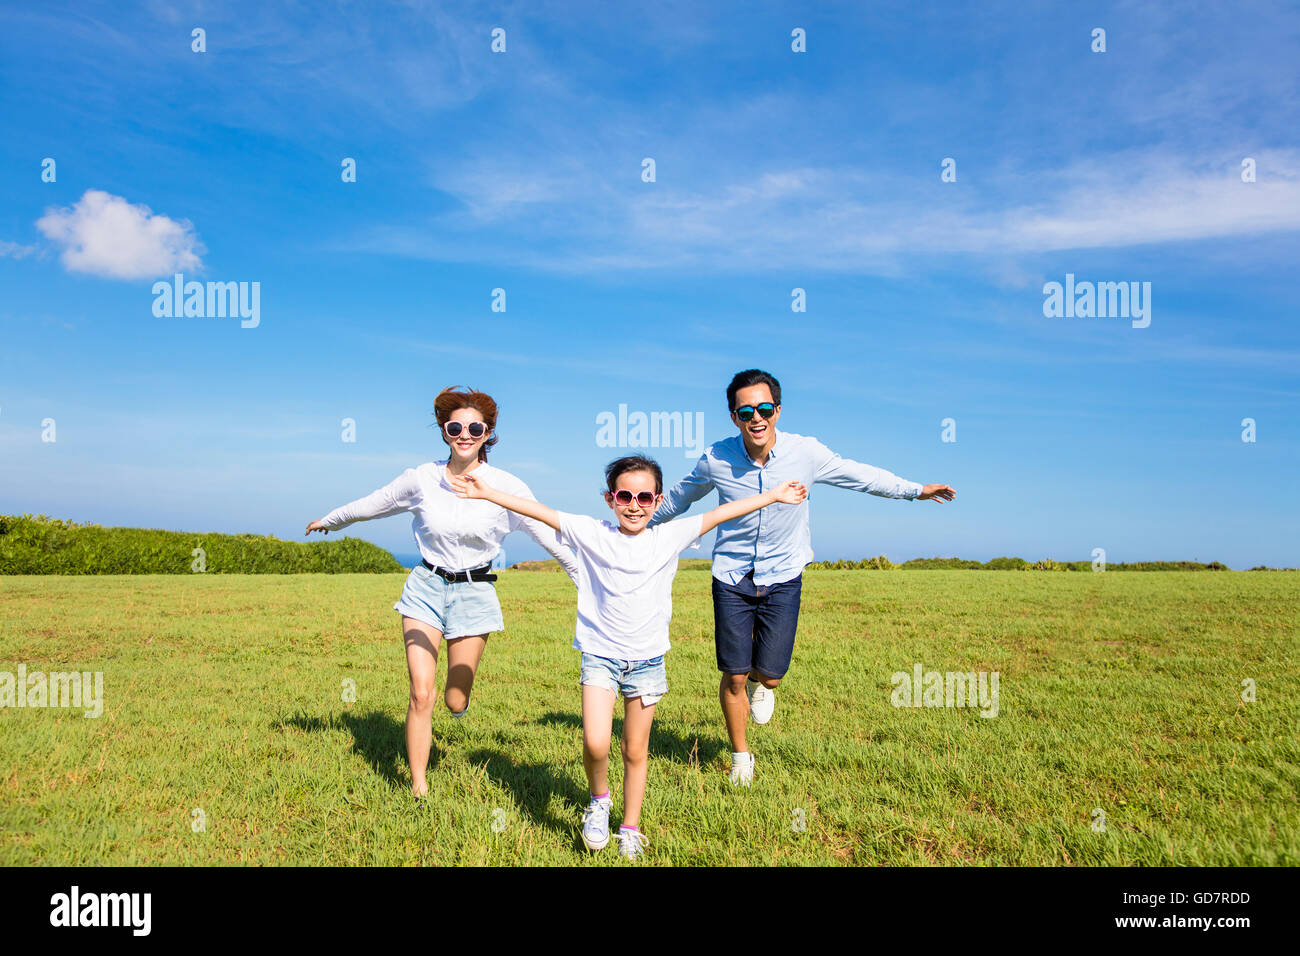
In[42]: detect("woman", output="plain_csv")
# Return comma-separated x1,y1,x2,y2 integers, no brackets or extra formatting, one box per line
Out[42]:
306,386,577,799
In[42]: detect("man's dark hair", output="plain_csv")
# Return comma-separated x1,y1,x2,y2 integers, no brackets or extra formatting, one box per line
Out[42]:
726,369,782,411
604,455,663,494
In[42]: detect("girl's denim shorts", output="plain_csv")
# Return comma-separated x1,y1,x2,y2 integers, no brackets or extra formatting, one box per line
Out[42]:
394,565,504,638
579,652,668,705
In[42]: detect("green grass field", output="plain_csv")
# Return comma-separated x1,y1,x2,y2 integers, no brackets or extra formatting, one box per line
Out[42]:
1,569,1296,866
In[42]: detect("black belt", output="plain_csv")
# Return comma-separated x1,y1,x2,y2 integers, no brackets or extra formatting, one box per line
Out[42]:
421,560,498,583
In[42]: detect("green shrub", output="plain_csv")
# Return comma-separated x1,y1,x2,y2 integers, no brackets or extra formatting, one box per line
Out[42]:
983,556,1030,570
0,514,402,574
808,554,896,570
1107,561,1229,572
898,556,982,570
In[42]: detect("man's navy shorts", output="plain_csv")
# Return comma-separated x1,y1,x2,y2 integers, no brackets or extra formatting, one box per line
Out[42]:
711,571,803,679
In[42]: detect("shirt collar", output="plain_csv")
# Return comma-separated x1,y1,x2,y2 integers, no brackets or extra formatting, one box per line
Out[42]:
739,429,780,467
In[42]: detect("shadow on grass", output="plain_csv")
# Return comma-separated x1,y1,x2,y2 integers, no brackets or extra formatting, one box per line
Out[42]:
464,747,589,845
536,710,727,767
279,710,439,790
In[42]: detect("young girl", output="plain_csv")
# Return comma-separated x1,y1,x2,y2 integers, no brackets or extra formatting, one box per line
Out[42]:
450,454,806,859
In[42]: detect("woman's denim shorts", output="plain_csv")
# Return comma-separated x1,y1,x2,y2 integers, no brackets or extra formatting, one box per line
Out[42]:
579,652,668,705
393,565,504,638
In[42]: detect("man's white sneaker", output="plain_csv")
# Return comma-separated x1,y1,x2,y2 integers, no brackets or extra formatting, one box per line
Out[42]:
747,679,776,724
581,795,612,851
729,751,754,787
616,827,649,860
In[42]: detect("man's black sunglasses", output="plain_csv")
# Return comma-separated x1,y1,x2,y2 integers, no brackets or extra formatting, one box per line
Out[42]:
733,403,776,422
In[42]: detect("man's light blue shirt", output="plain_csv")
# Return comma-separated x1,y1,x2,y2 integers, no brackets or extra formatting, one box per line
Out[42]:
650,430,923,587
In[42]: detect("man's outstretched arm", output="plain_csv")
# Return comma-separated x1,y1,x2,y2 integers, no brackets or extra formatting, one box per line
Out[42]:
812,440,955,502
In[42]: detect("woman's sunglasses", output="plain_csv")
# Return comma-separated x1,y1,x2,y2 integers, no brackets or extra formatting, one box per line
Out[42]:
444,421,489,439
733,403,776,422
605,489,660,509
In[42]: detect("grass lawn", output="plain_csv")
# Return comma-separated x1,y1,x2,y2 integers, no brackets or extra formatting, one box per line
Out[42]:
1,569,1296,865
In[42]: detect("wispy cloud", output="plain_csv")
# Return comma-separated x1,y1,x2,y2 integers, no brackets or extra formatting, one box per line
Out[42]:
0,241,39,260
929,337,1300,371
341,148,1300,275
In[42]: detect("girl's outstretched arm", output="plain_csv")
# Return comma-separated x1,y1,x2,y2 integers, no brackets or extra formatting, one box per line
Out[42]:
449,473,562,533
699,480,807,536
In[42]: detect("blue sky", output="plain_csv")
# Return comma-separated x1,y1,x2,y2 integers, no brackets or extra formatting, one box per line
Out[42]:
2,0,1297,569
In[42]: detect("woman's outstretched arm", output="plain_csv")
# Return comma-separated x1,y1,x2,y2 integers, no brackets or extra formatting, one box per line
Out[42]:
305,468,423,535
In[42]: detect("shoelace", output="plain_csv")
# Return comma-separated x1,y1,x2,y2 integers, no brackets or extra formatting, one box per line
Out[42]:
618,829,649,853
582,800,610,828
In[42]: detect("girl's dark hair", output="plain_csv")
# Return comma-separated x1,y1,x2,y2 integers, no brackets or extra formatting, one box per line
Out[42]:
433,386,499,462
726,369,781,410
604,455,663,494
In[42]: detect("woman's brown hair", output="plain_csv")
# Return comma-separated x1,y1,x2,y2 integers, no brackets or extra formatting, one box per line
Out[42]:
433,387,499,462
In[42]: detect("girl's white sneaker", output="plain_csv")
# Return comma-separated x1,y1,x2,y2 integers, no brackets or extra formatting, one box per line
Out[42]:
581,795,612,851
616,827,649,860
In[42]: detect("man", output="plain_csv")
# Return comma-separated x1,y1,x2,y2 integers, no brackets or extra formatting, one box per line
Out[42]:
651,369,955,785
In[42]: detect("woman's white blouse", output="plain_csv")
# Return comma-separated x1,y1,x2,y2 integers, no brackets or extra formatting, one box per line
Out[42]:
319,461,578,580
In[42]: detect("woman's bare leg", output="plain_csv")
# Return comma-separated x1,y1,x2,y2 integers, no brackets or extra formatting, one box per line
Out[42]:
402,616,441,798
444,633,488,715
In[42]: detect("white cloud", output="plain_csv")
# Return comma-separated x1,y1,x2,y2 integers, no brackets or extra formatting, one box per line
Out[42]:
0,241,38,259
350,148,1300,276
615,153,1300,265
36,189,205,280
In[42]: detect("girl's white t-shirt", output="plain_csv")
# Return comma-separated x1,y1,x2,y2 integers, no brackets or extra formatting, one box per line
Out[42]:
557,512,706,661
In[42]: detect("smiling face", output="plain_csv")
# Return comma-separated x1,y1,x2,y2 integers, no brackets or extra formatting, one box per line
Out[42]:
604,468,661,536
730,382,781,455
443,406,491,465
